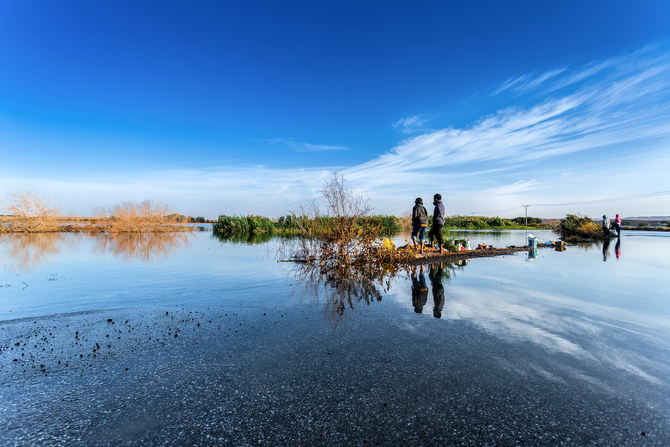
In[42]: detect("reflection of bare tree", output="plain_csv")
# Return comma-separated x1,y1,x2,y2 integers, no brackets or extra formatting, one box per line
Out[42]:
3,233,66,270
94,232,190,262
292,259,466,329
293,261,400,330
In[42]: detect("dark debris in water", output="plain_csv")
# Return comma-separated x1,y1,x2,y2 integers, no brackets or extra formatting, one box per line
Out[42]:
0,306,292,381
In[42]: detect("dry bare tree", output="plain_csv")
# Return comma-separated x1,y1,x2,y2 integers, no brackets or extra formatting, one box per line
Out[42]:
284,173,414,323
95,199,187,232
2,190,61,232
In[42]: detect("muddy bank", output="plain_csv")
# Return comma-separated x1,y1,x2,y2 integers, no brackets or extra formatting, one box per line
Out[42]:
401,245,548,265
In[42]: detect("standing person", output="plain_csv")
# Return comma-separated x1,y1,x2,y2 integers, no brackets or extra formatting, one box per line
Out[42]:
602,215,611,238
428,194,445,253
411,198,428,254
614,214,622,237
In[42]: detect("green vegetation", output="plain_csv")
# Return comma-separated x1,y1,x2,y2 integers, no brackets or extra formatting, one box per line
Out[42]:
212,213,541,237
443,215,542,229
557,214,611,241
213,214,403,236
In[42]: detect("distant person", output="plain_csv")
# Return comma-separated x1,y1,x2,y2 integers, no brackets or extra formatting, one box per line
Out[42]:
602,214,611,238
411,266,428,314
602,239,610,262
411,197,428,254
615,238,621,259
614,214,622,237
428,194,445,253
429,263,445,318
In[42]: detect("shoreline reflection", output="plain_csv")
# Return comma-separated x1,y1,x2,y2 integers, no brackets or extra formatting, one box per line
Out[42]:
1,231,192,270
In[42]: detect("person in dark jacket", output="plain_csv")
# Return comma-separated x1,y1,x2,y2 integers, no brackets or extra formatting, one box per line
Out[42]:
411,197,428,254
427,194,445,253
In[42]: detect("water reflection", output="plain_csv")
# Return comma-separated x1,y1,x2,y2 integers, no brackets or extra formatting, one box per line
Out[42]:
615,237,621,259
429,263,445,318
1,231,192,270
411,266,428,314
293,260,397,330
527,248,538,261
444,284,669,385
95,232,190,262
602,239,611,261
213,232,275,245
1,232,67,270
293,259,467,329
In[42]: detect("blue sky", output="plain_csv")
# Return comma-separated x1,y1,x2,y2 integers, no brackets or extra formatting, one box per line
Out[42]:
1,0,669,218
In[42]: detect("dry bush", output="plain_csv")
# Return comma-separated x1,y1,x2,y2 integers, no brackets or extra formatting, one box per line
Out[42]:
396,213,412,230
95,199,189,232
1,191,61,232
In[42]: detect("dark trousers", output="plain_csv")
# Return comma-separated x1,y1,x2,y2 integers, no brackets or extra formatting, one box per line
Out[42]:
428,224,443,246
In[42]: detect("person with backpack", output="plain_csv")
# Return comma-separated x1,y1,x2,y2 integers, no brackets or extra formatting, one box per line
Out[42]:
602,214,611,238
411,197,428,254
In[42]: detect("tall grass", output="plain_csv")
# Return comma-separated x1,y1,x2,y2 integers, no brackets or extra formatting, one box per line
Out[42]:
213,214,402,236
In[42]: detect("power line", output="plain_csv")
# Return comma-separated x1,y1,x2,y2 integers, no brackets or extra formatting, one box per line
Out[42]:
470,189,670,215
530,189,670,207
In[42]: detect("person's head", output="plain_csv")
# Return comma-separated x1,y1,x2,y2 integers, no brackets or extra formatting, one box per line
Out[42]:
433,193,442,201
603,215,606,218
415,197,423,204
616,214,619,218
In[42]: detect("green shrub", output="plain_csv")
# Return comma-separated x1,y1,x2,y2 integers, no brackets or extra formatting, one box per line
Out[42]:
558,214,607,240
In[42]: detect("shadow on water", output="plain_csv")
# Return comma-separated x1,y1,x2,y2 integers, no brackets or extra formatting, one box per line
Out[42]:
1,231,193,270
292,257,466,329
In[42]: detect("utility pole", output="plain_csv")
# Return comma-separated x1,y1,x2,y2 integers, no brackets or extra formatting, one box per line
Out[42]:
522,205,530,226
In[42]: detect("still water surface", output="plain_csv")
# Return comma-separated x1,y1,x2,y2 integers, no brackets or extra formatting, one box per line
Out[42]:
1,229,669,445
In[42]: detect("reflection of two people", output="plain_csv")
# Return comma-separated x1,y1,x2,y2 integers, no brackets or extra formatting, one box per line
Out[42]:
412,264,445,318
602,237,622,261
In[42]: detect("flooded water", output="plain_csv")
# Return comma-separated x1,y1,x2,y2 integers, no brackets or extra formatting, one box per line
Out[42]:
1,229,669,445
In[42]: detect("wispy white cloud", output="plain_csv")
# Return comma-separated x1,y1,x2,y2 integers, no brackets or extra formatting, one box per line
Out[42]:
267,137,349,152
493,67,567,95
392,115,430,133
